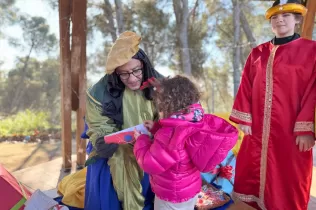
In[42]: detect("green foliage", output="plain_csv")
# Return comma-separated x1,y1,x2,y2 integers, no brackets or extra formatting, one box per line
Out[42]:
0,110,51,136
0,0,18,38
19,15,57,53
1,57,60,115
131,1,173,66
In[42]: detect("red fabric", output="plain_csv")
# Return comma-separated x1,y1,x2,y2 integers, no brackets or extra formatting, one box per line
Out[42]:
0,164,32,210
230,38,316,210
210,165,234,180
134,107,238,203
104,131,135,144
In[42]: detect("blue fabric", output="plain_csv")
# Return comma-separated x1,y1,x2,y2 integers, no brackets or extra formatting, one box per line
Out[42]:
201,151,236,194
54,197,83,210
80,119,90,139
86,141,93,155
84,158,154,210
80,120,93,155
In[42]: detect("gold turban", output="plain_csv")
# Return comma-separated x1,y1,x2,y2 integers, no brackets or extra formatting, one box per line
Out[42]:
265,1,307,20
105,31,142,74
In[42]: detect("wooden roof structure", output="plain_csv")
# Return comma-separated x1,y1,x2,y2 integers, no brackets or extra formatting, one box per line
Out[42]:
58,0,315,170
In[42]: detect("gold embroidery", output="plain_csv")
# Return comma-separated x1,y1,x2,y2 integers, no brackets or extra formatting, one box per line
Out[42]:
231,109,252,123
258,46,279,209
294,121,315,133
232,192,267,210
86,90,102,106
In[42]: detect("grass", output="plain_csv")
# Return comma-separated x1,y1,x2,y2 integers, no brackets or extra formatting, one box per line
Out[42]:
0,110,53,137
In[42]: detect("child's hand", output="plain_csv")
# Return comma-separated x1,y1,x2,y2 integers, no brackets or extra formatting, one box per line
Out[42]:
296,135,315,152
134,128,141,140
238,124,252,135
144,120,154,131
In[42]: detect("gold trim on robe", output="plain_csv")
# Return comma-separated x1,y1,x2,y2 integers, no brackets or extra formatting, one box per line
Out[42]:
231,109,252,123
294,121,315,133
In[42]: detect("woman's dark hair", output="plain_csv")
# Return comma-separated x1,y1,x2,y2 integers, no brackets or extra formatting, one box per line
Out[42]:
154,75,201,117
107,48,161,100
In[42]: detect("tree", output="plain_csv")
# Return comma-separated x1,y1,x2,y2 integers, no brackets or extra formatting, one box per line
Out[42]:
0,0,18,38
188,0,214,78
132,0,173,65
115,0,125,33
214,0,270,97
87,0,172,71
201,63,234,113
89,0,125,43
8,16,57,113
172,0,192,76
232,0,242,97
2,58,59,112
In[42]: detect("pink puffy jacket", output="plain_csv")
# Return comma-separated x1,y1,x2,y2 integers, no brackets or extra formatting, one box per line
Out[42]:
133,113,238,203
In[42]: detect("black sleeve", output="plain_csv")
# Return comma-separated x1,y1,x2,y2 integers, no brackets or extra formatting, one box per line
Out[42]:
95,136,119,158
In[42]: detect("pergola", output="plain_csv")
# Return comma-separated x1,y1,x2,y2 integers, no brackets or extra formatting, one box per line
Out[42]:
58,0,316,170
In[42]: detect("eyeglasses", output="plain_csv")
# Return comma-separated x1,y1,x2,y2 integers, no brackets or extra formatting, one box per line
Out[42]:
117,68,143,80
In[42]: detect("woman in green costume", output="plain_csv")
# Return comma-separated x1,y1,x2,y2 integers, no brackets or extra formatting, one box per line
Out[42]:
84,31,162,210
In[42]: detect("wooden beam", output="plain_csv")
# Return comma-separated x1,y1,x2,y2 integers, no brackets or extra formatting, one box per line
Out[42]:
59,0,72,171
301,0,316,40
71,0,87,168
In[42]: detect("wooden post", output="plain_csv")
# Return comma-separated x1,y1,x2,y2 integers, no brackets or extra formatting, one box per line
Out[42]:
71,0,87,168
59,0,72,171
301,0,316,40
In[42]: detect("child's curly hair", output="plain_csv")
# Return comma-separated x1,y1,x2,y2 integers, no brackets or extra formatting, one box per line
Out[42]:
154,75,201,117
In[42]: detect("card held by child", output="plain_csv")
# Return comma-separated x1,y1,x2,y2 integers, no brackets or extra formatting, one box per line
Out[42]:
104,124,149,144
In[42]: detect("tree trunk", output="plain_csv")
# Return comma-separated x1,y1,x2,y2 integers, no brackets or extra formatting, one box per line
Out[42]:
10,43,34,113
232,0,241,97
172,0,192,76
103,0,117,42
240,11,256,48
115,0,125,34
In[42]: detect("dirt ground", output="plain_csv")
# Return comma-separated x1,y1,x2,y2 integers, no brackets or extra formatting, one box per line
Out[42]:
0,142,63,172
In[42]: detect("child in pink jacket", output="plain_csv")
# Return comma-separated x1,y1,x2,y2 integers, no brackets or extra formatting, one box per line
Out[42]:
133,75,238,210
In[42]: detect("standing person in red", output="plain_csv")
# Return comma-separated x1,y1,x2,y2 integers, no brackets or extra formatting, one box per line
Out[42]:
229,0,316,209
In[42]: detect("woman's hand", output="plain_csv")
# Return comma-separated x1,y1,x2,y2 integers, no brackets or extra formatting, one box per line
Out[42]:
144,120,154,131
296,135,315,152
134,129,141,140
238,124,252,135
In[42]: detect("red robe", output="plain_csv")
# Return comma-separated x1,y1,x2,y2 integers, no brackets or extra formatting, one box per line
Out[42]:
229,38,316,210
